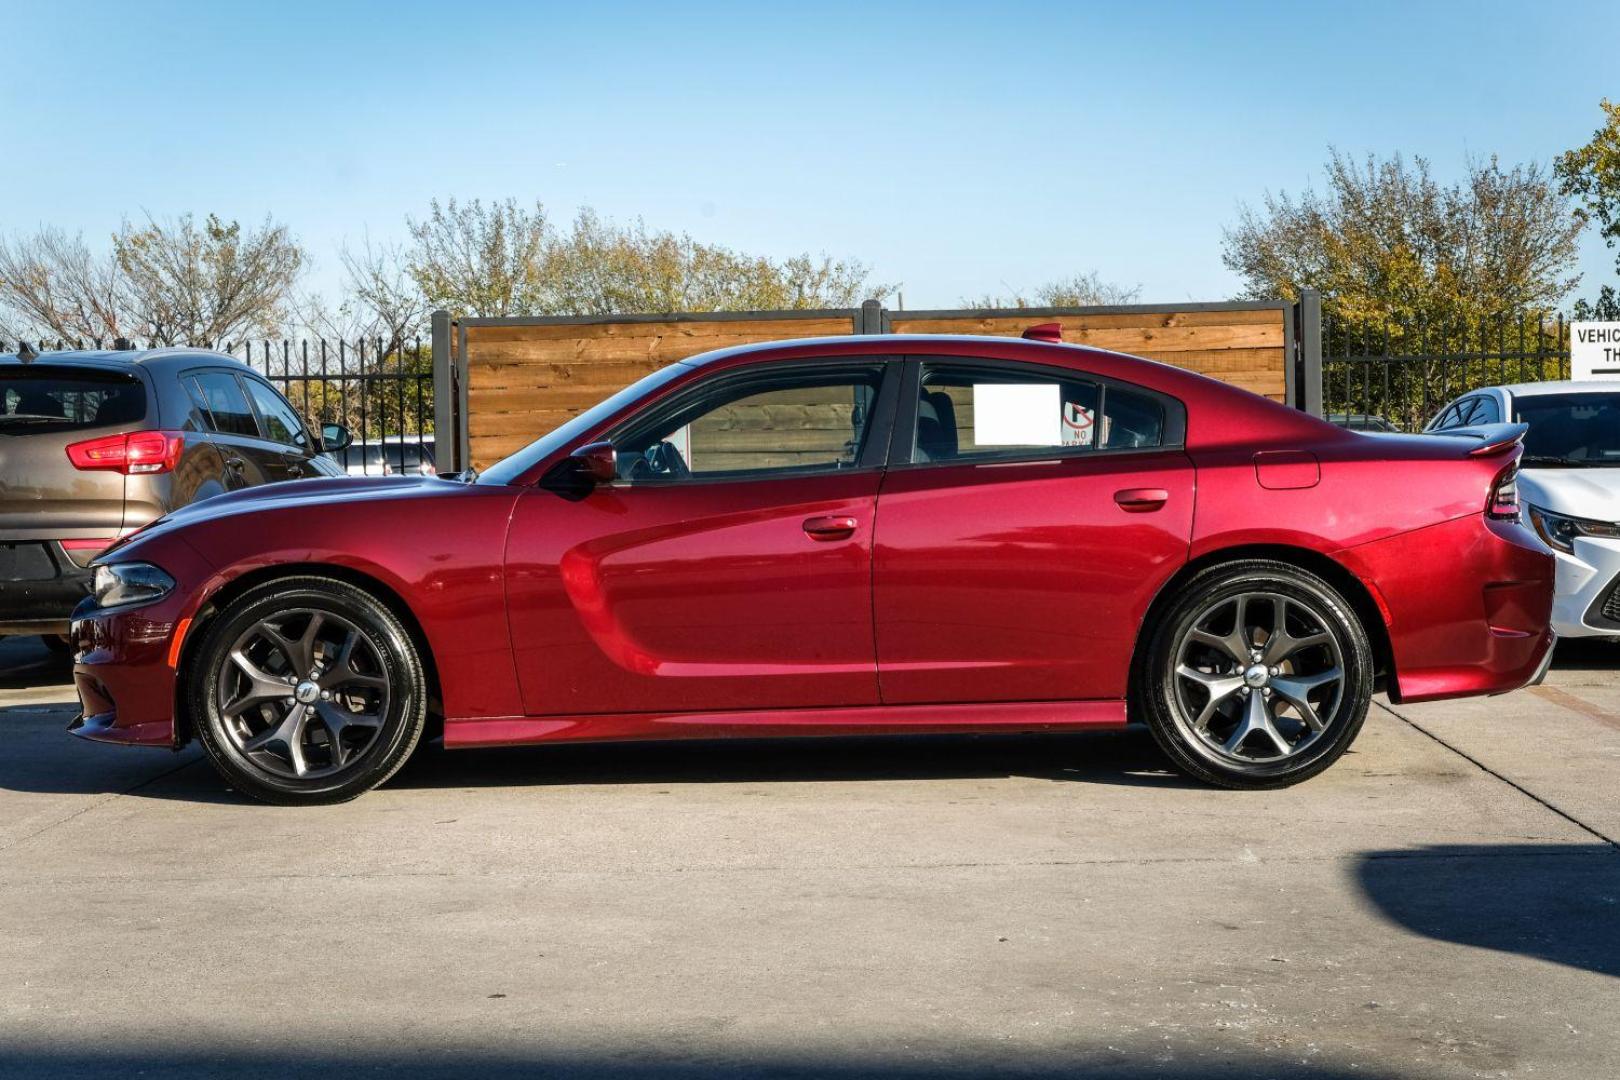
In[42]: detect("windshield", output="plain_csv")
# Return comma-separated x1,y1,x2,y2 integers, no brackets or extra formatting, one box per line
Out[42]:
475,363,692,485
1514,392,1620,467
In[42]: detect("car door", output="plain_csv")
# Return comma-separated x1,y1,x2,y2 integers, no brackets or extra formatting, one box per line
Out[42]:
239,375,317,481
185,369,272,492
503,358,900,717
872,357,1195,705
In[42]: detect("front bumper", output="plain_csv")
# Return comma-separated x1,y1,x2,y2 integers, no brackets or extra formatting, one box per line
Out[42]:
67,596,187,748
1550,536,1620,638
66,544,214,750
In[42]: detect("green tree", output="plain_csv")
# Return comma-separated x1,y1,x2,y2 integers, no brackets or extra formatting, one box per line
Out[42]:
1223,149,1583,330
1556,99,1620,321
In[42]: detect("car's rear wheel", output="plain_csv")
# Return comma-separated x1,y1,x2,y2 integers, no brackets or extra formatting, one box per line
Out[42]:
1140,560,1372,788
189,576,426,805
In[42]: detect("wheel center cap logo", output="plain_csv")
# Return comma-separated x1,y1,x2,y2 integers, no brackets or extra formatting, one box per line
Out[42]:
294,680,320,704
1243,664,1269,688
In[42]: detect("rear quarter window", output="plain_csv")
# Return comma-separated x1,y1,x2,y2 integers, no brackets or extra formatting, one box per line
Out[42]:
0,368,145,432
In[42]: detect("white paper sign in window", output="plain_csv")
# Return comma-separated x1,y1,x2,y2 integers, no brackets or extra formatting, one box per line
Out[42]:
973,383,1061,446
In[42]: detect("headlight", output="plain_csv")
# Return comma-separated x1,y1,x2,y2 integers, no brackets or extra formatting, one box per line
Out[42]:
1526,505,1620,554
91,562,176,609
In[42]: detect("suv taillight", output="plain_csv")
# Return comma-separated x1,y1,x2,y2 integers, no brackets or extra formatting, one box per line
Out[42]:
66,431,185,475
1487,463,1519,520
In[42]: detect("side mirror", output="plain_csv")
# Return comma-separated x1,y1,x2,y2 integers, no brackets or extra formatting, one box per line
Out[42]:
320,423,353,452
569,441,618,484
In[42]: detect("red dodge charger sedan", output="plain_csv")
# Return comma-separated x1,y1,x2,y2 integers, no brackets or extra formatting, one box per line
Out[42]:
68,333,1554,804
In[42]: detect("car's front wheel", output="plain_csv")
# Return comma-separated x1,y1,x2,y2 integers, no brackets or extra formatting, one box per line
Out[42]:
1140,559,1373,789
189,576,427,805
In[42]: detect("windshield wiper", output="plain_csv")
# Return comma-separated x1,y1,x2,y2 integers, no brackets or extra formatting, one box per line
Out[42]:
0,413,75,425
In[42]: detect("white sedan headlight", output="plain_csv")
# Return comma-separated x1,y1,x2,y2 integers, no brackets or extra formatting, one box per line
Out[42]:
1526,505,1620,554
91,562,176,609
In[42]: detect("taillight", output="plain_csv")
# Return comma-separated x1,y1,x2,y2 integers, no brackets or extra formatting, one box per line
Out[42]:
66,431,186,475
1487,463,1519,520
59,537,116,568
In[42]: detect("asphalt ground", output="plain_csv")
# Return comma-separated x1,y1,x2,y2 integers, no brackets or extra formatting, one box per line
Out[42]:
3,633,1619,1079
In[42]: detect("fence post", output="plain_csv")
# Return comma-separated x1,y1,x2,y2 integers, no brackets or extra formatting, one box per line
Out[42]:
857,298,886,335
1296,288,1323,416
431,309,456,473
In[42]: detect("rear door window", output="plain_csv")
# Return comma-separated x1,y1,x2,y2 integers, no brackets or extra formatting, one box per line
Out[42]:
908,362,1167,464
189,372,260,437
1,368,145,432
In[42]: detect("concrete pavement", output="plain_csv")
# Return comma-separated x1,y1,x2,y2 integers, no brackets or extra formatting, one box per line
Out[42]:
2,634,1618,1078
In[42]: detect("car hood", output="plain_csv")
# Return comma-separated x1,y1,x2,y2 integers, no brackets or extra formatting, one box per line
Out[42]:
1520,467,1620,522
104,475,473,558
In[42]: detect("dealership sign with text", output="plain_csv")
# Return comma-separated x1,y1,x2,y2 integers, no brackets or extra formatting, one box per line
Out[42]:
1572,322,1620,380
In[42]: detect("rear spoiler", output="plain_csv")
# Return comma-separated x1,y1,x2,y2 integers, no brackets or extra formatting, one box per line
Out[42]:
1424,422,1528,457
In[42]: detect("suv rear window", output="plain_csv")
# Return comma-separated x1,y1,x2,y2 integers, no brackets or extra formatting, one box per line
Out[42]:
0,367,145,432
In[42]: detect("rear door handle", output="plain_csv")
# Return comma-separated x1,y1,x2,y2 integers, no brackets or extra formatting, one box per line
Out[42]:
803,515,858,541
1113,487,1169,512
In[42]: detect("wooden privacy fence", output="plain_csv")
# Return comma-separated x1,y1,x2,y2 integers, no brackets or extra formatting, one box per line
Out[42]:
437,299,1303,473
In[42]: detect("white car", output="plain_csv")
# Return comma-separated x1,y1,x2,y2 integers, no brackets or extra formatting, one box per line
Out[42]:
328,435,437,477
1426,381,1620,638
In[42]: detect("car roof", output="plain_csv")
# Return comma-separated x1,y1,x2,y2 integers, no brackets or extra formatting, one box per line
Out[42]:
676,333,1177,370
0,347,247,375
1498,379,1620,398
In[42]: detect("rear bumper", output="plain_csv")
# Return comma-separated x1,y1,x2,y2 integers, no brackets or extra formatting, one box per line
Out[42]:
0,548,92,636
1344,514,1556,704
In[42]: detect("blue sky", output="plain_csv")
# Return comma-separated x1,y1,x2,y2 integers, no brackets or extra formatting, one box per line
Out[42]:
1,0,1614,310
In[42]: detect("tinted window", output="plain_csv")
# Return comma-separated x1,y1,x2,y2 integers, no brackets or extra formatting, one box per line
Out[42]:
1514,393,1620,466
190,372,259,437
243,378,307,448
911,364,1164,463
614,366,883,480
1,368,144,432
1426,403,1459,430
1472,396,1501,424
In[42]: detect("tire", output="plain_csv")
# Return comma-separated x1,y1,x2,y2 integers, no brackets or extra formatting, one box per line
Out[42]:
1138,559,1373,789
189,576,427,805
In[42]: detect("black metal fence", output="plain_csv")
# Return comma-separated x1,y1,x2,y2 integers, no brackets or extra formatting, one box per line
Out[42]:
3,335,435,473
1324,313,1570,431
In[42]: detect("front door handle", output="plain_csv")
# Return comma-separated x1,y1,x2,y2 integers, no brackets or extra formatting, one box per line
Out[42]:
1114,487,1169,513
803,515,858,541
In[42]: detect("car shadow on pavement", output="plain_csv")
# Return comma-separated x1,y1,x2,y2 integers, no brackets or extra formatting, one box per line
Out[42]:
388,728,1205,793
0,697,1203,801
0,1046,1397,1080
1355,843,1620,979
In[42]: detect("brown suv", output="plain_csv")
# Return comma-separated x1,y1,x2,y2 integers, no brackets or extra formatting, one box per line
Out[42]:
1,347,351,642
